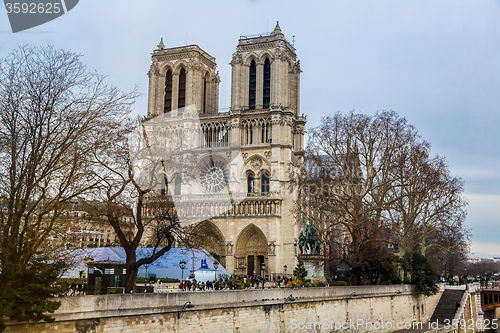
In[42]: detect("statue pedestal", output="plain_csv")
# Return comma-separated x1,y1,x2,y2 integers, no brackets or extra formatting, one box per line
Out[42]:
297,254,325,282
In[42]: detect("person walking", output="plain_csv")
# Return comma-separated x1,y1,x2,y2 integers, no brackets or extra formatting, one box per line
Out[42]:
155,278,162,292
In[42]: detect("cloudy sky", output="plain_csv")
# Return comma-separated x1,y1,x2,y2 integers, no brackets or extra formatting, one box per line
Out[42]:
1,0,499,258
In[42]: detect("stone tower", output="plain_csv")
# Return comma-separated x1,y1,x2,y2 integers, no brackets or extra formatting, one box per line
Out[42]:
145,23,306,277
147,39,220,118
230,22,301,116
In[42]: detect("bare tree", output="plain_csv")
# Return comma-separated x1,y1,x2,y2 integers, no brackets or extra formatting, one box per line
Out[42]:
388,138,469,259
297,110,469,284
303,110,418,284
0,45,137,328
89,117,196,293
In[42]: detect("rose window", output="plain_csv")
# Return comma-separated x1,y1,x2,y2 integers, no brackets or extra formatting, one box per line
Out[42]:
200,160,229,193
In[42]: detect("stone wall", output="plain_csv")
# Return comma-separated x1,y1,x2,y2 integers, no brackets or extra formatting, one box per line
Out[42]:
4,284,443,333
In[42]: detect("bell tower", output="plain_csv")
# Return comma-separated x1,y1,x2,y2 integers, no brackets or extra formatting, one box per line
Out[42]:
230,22,301,115
147,39,220,118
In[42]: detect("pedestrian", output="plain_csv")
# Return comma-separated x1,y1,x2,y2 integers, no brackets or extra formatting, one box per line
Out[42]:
77,283,83,295
155,278,162,292
83,282,88,295
63,280,70,295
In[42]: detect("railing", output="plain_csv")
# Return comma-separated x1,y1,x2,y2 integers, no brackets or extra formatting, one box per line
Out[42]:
238,32,292,45
153,45,216,63
149,192,280,201
239,32,273,39
145,194,282,218
199,111,231,118
231,104,290,112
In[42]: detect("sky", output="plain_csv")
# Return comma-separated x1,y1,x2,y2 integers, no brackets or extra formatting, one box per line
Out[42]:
1,0,499,258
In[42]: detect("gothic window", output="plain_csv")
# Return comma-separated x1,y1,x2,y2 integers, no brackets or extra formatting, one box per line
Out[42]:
161,176,168,196
203,73,209,114
249,123,253,144
174,177,182,196
263,58,271,108
164,70,172,113
178,68,186,110
247,173,254,193
249,60,256,110
201,122,229,148
261,172,270,193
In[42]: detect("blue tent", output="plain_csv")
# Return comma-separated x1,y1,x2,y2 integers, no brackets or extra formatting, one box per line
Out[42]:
63,247,229,279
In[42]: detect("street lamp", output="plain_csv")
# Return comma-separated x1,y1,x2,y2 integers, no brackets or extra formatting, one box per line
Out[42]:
261,262,266,289
281,294,296,310
284,265,287,277
213,261,219,281
178,301,195,319
179,260,186,286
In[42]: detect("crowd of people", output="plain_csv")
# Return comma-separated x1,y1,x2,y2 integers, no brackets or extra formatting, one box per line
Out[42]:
177,274,294,291
62,280,88,295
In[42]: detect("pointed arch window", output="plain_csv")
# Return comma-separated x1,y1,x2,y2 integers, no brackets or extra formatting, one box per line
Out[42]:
202,73,208,114
249,60,256,110
174,177,182,196
178,68,186,110
161,176,168,196
247,173,254,193
263,58,271,108
261,172,270,193
164,70,173,113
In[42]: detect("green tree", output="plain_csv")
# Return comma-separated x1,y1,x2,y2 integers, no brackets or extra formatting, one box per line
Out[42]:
0,256,66,330
293,260,308,281
401,252,439,296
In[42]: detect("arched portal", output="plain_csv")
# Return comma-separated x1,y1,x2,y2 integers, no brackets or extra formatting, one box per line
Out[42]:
189,221,225,267
235,224,267,276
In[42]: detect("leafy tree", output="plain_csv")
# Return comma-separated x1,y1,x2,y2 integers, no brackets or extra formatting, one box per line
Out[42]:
0,45,136,329
293,260,308,281
0,256,66,331
401,252,439,296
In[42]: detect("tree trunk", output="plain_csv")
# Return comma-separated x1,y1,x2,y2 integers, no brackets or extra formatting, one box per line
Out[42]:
125,249,138,293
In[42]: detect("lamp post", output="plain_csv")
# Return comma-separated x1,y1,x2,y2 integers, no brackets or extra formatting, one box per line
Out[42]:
213,261,219,281
144,264,150,286
281,294,295,310
179,261,186,287
284,265,287,277
261,262,266,289
178,301,195,319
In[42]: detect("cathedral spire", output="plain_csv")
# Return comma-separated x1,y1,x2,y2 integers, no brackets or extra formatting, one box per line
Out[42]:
157,38,165,50
272,21,282,35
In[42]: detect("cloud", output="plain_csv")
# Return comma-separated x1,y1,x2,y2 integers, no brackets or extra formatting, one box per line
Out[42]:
470,242,500,258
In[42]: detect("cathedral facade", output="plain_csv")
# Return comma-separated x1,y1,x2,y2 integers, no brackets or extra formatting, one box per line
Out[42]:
145,23,306,277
